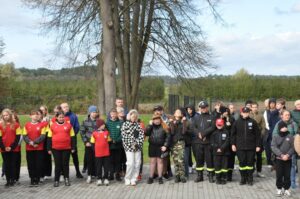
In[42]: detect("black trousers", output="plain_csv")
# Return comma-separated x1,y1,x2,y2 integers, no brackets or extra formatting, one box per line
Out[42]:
42,138,52,177
192,143,214,171
52,149,71,181
71,136,80,174
120,146,127,173
96,156,110,179
15,151,21,181
276,159,291,190
214,155,228,173
188,146,193,167
227,150,236,171
255,150,263,172
236,150,255,171
110,149,121,174
26,150,44,180
85,146,95,176
1,152,18,183
264,133,273,165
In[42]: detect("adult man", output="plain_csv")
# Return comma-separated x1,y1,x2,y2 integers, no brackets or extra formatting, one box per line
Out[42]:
250,102,266,178
192,101,216,183
61,102,83,178
107,98,128,121
231,107,261,186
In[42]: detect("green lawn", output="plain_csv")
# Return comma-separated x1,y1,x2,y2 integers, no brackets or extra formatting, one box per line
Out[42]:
0,114,152,166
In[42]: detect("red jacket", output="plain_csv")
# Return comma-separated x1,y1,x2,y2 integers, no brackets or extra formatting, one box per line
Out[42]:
23,122,47,151
49,122,74,150
91,130,110,157
0,122,22,152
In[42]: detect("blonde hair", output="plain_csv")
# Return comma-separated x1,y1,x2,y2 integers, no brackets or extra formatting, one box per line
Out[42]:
126,109,139,121
1,108,16,129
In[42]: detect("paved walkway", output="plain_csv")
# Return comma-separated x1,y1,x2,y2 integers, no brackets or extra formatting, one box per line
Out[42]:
0,166,299,199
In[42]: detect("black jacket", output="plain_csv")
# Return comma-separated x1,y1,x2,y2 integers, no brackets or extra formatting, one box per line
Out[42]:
145,124,170,148
231,116,261,150
210,128,230,155
169,119,186,147
192,112,216,144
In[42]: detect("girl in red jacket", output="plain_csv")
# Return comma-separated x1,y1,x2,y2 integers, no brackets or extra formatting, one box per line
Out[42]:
90,119,111,186
47,111,75,187
23,110,47,187
0,108,22,187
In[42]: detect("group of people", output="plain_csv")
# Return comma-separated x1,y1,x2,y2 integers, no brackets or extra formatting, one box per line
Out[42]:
0,98,300,197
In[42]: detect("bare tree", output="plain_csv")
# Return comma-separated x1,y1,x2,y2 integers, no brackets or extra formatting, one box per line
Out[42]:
23,0,219,110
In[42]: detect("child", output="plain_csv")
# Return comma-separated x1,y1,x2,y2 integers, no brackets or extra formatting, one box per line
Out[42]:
47,111,75,187
169,109,187,183
23,110,47,187
145,114,170,184
106,108,123,181
91,119,110,186
0,108,22,187
210,118,230,185
271,121,294,197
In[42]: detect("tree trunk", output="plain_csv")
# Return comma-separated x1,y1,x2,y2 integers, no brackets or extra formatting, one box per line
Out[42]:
96,52,106,114
99,0,116,113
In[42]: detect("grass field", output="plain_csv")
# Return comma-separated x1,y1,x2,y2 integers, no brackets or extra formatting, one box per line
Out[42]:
0,114,152,166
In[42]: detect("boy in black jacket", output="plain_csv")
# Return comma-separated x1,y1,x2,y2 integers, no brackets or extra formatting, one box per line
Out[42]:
231,107,261,186
211,119,230,184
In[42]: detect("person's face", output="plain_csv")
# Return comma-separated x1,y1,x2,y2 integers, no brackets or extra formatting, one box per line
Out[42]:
154,110,162,116
187,108,193,115
37,112,43,121
57,114,65,123
153,118,161,125
118,111,124,119
215,104,221,111
98,124,105,130
264,100,269,108
2,111,10,122
269,102,276,109
241,112,250,119
228,105,235,114
174,110,182,118
30,113,39,122
200,107,208,114
110,112,118,120
61,103,69,113
40,107,47,115
216,125,224,130
276,103,283,110
251,105,258,113
282,111,290,122
90,112,98,119
116,99,124,107
130,114,137,122
296,103,300,110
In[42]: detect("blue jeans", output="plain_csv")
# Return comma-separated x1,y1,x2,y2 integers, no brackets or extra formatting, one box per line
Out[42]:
291,154,297,187
184,146,191,177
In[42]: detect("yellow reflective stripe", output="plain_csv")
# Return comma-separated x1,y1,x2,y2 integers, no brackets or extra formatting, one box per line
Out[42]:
221,169,228,173
196,167,204,171
23,127,28,135
228,168,233,171
246,166,253,170
16,127,22,135
239,166,248,171
206,168,215,172
70,128,75,137
215,170,222,174
90,136,95,144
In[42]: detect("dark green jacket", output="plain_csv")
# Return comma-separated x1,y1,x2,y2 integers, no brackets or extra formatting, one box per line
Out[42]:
106,119,123,149
291,109,300,127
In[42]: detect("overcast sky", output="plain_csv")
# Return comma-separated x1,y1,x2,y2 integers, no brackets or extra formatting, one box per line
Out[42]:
1,0,300,76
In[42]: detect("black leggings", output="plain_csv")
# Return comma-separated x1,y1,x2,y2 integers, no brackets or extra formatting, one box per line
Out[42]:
26,150,44,180
96,156,110,179
85,146,95,176
110,149,121,174
1,152,18,183
276,159,291,190
52,149,71,181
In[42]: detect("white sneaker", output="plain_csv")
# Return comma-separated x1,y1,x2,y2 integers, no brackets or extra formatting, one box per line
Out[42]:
284,189,291,197
125,179,131,186
104,179,109,186
256,172,265,178
276,189,282,197
96,179,102,186
40,177,44,183
189,167,193,174
86,176,92,184
131,180,136,186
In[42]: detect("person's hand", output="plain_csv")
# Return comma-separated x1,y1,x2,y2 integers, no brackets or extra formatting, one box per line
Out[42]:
29,141,34,146
48,151,52,155
182,117,186,121
232,145,237,152
161,146,167,152
71,150,75,153
33,144,38,148
256,147,260,152
5,147,11,152
217,148,222,152
198,133,202,139
86,142,91,147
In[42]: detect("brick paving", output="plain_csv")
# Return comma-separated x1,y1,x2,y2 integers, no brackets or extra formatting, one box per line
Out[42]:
0,165,299,199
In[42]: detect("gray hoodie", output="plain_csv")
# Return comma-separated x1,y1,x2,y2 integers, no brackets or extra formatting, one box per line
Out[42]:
271,132,294,160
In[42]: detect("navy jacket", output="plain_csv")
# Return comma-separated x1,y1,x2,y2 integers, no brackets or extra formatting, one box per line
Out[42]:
65,111,80,134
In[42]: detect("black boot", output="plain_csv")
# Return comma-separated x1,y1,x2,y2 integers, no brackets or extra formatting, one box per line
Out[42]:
221,173,227,184
175,176,180,183
194,171,203,183
208,172,215,183
216,173,222,185
239,170,246,185
247,171,253,186
54,181,59,187
115,173,122,181
65,178,71,186
30,178,35,187
227,170,233,182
